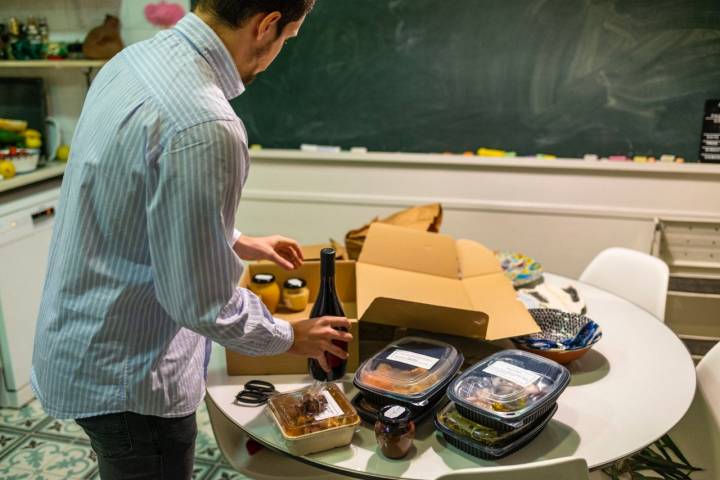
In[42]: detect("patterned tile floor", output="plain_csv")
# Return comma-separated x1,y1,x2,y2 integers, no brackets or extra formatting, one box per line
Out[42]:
0,398,250,480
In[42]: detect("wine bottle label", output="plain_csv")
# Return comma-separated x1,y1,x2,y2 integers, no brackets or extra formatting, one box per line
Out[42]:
482,361,540,387
386,349,439,370
314,390,345,421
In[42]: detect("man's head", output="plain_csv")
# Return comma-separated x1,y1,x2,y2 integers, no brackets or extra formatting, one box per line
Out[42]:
194,0,315,85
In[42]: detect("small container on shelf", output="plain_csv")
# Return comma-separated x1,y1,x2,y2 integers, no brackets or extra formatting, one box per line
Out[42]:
374,404,415,459
447,350,570,432
435,401,558,459
282,277,309,312
248,273,280,313
266,383,360,456
354,337,463,413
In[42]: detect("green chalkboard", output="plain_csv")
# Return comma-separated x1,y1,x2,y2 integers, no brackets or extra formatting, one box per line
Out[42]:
231,0,720,159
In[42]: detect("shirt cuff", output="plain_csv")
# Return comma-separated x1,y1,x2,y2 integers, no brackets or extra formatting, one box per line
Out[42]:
265,318,294,355
232,229,242,245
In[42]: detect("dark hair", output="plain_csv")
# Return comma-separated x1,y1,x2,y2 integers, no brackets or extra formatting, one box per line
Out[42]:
195,0,315,34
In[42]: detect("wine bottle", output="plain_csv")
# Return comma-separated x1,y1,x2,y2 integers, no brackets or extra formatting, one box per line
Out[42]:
308,248,348,381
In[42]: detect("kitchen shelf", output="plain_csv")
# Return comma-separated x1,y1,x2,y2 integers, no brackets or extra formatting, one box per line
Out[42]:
0,162,66,194
0,60,106,69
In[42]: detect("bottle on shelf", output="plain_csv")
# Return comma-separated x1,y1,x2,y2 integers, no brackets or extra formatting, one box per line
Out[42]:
308,248,348,381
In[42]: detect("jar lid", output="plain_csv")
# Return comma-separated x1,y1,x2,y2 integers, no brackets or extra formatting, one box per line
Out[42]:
283,278,307,289
379,405,412,425
251,273,276,284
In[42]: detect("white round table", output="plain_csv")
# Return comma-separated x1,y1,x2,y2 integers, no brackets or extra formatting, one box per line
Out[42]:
206,274,696,479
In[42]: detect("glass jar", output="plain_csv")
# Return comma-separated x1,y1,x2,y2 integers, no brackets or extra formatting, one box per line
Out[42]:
374,405,415,459
248,273,280,313
282,278,309,312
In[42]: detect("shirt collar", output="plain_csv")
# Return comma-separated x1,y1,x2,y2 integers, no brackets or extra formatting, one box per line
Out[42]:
174,13,245,100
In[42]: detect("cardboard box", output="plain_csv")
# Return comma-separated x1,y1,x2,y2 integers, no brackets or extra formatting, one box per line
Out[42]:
355,223,539,340
226,258,360,375
226,229,539,376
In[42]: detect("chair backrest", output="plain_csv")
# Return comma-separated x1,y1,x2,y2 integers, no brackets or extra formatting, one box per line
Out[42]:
579,247,669,320
697,341,720,430
436,456,589,480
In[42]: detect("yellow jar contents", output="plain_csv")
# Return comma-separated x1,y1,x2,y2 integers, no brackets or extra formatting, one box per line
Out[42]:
249,273,280,313
282,278,310,312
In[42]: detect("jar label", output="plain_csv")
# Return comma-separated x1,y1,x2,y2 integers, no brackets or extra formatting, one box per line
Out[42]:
386,349,439,370
384,405,406,419
314,390,345,421
482,360,540,387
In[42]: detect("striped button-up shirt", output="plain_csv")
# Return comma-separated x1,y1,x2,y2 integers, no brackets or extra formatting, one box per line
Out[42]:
31,13,293,419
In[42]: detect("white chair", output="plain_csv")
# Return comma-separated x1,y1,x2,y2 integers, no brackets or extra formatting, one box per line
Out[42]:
205,395,346,479
667,341,720,480
436,456,589,479
580,247,669,320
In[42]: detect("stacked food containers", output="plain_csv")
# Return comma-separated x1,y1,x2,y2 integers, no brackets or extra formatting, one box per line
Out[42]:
438,350,570,459
353,337,464,422
266,383,360,455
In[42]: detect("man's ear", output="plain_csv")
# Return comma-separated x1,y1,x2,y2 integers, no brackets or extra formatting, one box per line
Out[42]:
256,11,282,40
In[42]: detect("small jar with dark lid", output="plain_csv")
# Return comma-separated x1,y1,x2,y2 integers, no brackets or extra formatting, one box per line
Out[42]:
374,404,415,459
282,277,310,312
249,273,280,313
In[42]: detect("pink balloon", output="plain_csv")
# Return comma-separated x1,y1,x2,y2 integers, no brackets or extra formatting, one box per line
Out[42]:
144,1,186,28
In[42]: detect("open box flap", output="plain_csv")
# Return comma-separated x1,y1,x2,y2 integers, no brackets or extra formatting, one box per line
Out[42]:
361,297,489,339
358,223,459,278
456,239,504,278
356,263,471,316
462,275,540,339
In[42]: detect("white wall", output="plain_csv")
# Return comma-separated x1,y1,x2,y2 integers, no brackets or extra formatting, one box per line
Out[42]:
238,150,720,278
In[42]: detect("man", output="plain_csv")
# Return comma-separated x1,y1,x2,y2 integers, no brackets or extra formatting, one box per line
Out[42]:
31,1,351,478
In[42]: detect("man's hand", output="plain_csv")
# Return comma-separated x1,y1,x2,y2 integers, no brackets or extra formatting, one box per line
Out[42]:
287,316,353,373
233,235,304,270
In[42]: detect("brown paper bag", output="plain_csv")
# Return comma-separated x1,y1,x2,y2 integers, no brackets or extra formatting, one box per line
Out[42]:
83,15,124,60
345,203,443,259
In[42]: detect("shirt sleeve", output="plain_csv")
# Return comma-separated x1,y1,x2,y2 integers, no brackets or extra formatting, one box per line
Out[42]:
146,120,293,356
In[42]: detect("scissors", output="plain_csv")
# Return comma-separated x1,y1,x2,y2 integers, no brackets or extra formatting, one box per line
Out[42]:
235,380,276,406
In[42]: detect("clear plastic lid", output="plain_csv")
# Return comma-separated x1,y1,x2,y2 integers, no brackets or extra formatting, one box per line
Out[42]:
355,337,462,402
448,350,570,421
267,383,359,438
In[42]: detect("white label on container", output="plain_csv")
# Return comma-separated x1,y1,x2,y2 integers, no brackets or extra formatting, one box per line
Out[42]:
384,406,406,419
386,349,439,370
482,361,541,387
314,390,345,421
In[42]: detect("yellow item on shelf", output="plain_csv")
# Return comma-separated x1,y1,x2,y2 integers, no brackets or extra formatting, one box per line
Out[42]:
477,147,506,157
0,160,16,179
56,145,70,162
0,118,28,132
282,278,310,312
249,273,281,313
25,137,42,149
22,129,42,139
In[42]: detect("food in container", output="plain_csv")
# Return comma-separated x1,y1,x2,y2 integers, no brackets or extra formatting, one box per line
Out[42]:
282,277,309,312
374,405,415,459
435,401,558,459
354,337,463,410
266,383,360,455
448,350,569,431
249,273,280,313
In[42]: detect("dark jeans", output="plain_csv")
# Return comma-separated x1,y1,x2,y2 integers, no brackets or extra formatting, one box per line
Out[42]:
76,411,197,480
